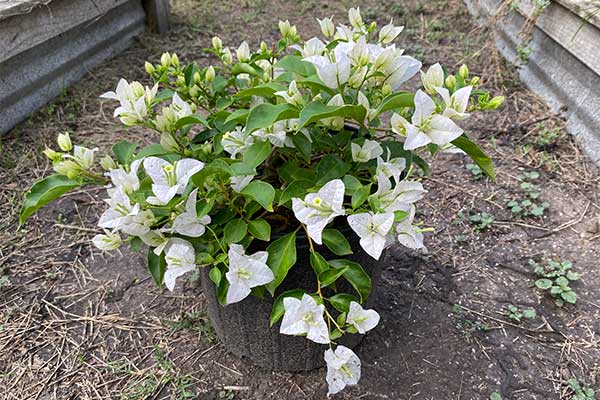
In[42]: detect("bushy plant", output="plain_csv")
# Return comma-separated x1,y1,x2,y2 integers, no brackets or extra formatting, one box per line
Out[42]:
20,8,502,394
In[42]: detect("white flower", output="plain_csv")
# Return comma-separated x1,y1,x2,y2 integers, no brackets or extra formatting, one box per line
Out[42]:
420,63,444,95
334,24,354,41
435,86,472,120
291,179,345,245
143,157,204,205
395,206,425,250
92,230,122,251
391,90,463,151
230,175,253,192
225,244,274,304
274,80,303,106
163,238,196,291
303,53,351,89
236,41,250,62
373,45,398,71
348,66,368,89
379,20,404,43
299,37,325,58
351,139,383,163
71,146,98,169
376,156,406,183
222,127,254,158
100,78,156,126
372,173,426,213
347,212,394,260
322,94,345,130
252,120,295,148
324,345,361,396
384,55,422,90
280,294,329,344
57,132,72,151
172,189,211,237
349,37,369,66
98,186,154,236
317,16,335,37
171,93,193,119
107,159,142,194
346,301,380,333
140,230,169,254
348,7,363,28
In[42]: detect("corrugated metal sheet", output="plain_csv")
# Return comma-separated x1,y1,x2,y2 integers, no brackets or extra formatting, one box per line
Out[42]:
0,0,146,133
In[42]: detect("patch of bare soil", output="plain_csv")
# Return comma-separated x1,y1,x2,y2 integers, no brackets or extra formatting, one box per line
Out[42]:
1,0,599,399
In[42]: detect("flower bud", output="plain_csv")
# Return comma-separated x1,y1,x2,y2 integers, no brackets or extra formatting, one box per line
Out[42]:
260,41,268,53
176,75,185,86
145,61,155,75
236,41,250,62
348,66,368,88
382,83,392,96
459,64,469,80
171,53,179,67
57,132,72,151
222,48,233,65
488,96,505,110
279,20,292,37
92,231,122,251
160,132,180,152
160,52,171,67
445,75,456,91
54,160,80,179
379,20,404,44
317,16,335,37
470,76,480,86
212,36,223,52
189,85,199,97
205,66,215,82
193,71,201,84
43,148,62,163
348,7,363,28
420,63,444,95
99,155,116,171
369,21,377,33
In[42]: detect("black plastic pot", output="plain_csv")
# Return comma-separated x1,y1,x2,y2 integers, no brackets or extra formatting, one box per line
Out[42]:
200,225,383,372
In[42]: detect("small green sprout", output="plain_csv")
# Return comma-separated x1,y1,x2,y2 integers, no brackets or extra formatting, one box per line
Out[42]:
505,305,536,323
468,212,494,230
531,259,580,306
567,378,596,400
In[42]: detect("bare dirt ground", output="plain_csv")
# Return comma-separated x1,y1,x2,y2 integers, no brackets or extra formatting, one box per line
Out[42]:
1,0,599,399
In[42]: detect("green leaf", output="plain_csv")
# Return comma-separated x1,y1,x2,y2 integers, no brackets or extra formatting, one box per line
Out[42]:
298,100,367,129
322,229,353,256
291,133,312,162
274,55,316,77
296,75,334,94
232,62,258,76
245,103,299,134
132,144,171,160
243,141,272,168
327,293,359,313
241,181,276,211
375,92,415,115
279,179,313,205
209,266,222,285
248,219,271,241
235,82,287,98
316,155,351,185
129,237,143,252
269,288,305,327
561,291,577,304
265,232,297,295
173,114,209,130
278,160,316,183
112,140,137,165
224,109,249,125
522,309,536,319
320,266,349,287
566,271,581,281
535,278,553,290
148,249,167,287
310,252,330,276
451,135,495,180
343,175,362,194
19,175,82,225
223,218,247,243
556,276,570,288
329,259,371,302
352,184,371,209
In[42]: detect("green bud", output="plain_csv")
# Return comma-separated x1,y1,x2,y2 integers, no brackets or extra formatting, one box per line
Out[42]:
368,21,377,33
459,64,469,80
222,48,233,65
189,85,199,97
470,76,481,86
54,160,80,179
176,75,185,86
279,20,292,37
205,65,215,82
145,61,155,75
57,132,72,152
160,132,180,152
445,75,456,91
212,36,222,52
43,148,62,163
99,155,117,171
260,41,268,53
171,53,179,67
488,96,505,110
193,71,201,84
160,52,171,67
382,83,392,96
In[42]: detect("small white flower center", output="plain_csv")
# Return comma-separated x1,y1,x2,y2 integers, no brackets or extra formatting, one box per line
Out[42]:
302,312,319,326
236,267,253,280
163,164,178,186
340,363,353,378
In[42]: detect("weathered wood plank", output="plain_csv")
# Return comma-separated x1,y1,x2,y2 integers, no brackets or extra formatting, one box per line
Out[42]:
142,0,170,33
0,0,131,64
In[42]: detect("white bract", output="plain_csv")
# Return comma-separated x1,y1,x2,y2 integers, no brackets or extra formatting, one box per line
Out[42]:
292,179,345,244
421,63,444,95
230,175,253,192
98,186,154,236
225,244,274,304
143,157,204,205
347,212,394,260
171,93,193,119
351,139,383,163
303,52,351,89
107,159,141,194
280,294,329,344
222,127,254,158
100,78,156,126
274,80,304,106
391,90,463,150
163,238,196,291
324,345,361,396
395,206,426,250
92,230,122,251
436,86,472,120
71,146,98,170
346,301,380,334
379,20,403,44
318,16,335,37
372,172,427,213
172,189,211,237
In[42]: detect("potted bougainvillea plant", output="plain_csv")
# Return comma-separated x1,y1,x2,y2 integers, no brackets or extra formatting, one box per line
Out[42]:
20,8,502,396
